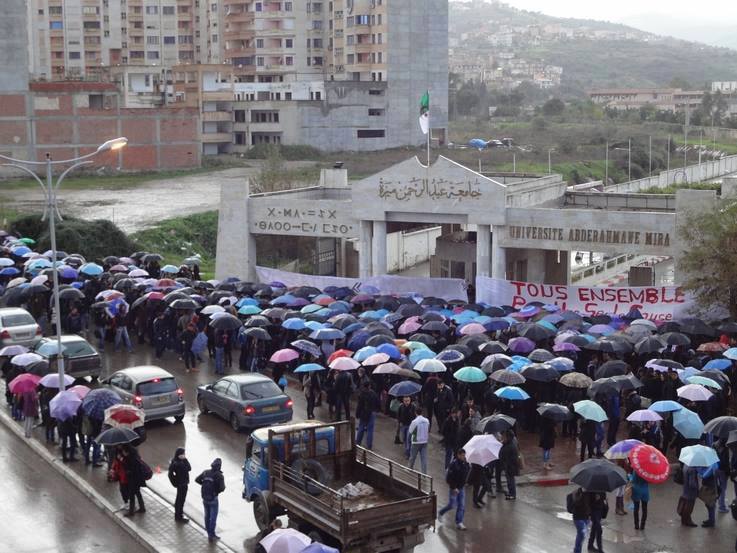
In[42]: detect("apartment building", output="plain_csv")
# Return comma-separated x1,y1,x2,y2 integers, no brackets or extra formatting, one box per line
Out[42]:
26,0,222,80
589,88,704,113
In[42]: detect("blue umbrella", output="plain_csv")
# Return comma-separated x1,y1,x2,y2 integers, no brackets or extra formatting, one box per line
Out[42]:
703,358,731,371
377,343,401,360
301,544,339,553
724,348,737,360
11,245,31,256
484,317,512,331
0,258,14,267
436,350,464,363
59,266,79,279
347,332,370,350
282,318,306,331
494,386,530,401
353,346,377,362
679,444,719,467
290,340,321,358
294,363,325,373
573,400,608,422
49,390,82,421
80,262,103,276
271,295,295,306
0,267,20,276
28,258,53,269
674,407,704,439
410,348,435,366
81,388,122,419
328,301,351,313
309,328,345,341
301,304,323,314
342,322,365,335
238,305,262,316
676,366,702,383
305,321,325,331
359,310,381,320
236,297,259,308
468,138,488,150
548,357,574,372
650,400,683,413
388,380,422,397
161,264,178,273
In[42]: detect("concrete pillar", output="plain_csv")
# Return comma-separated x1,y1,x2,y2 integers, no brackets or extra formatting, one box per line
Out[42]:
215,178,257,281
674,189,718,284
476,224,491,277
358,220,372,279
526,249,546,283
491,226,506,280
371,220,387,276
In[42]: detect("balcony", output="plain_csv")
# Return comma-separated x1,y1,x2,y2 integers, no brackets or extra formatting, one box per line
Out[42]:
224,46,255,58
201,132,232,143
224,29,254,40
202,90,234,101
202,111,233,122
224,11,254,23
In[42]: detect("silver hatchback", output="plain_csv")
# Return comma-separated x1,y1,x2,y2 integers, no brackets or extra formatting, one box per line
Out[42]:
102,366,185,423
0,307,41,348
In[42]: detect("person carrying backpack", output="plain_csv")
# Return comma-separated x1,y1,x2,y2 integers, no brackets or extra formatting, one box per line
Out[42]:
168,447,192,523
355,381,380,450
195,458,226,542
122,445,151,516
566,486,591,553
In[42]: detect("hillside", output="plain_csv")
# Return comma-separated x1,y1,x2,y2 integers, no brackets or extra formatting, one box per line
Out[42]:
449,0,737,90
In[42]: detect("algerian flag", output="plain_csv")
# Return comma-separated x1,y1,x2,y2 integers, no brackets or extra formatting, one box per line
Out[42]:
419,91,429,135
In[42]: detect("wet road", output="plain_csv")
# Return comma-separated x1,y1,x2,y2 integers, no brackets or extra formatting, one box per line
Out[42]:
0,422,143,553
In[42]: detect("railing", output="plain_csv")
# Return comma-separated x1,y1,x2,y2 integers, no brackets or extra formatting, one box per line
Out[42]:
570,253,636,283
564,191,676,211
355,446,433,495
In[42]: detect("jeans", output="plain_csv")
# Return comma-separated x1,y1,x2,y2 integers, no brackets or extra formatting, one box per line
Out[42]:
633,499,648,528
128,486,144,514
718,470,729,511
409,443,428,474
174,485,188,519
203,498,219,538
588,512,602,550
573,519,588,553
506,472,516,498
706,504,716,525
96,325,106,349
438,487,466,525
85,439,101,464
184,350,197,371
399,424,410,458
356,413,376,449
115,326,132,352
335,394,351,421
543,449,551,463
215,347,224,374
580,439,594,462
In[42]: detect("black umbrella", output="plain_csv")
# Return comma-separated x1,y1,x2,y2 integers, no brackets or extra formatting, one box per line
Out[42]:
570,459,628,492
537,403,573,421
103,255,120,266
22,284,50,299
421,297,445,307
529,348,554,362
482,306,506,317
521,363,560,383
209,314,242,331
164,290,189,304
216,282,237,292
243,327,271,341
421,321,449,333
458,334,488,351
262,307,288,320
208,290,234,304
648,359,684,371
701,370,730,387
170,298,199,310
477,414,516,434
291,339,320,357
421,311,446,322
141,253,163,264
518,323,555,342
408,333,436,346
479,341,508,355
595,360,628,379
0,286,25,307
446,344,472,358
293,286,321,299
396,303,424,317
482,355,514,374
375,296,400,311
718,322,737,335
611,373,643,391
366,334,393,347
56,287,85,302
661,332,691,347
564,335,592,347
244,316,270,328
588,377,622,398
678,318,716,337
95,427,139,446
26,360,51,376
112,278,136,292
703,416,737,439
589,315,612,325
634,336,666,355
585,338,631,355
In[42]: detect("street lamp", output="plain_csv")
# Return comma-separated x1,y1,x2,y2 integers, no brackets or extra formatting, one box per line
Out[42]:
548,148,555,174
0,137,128,391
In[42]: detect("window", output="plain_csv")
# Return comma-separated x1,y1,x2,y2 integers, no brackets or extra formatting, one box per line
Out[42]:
312,2,322,13
310,91,321,100
377,14,381,24
346,16,353,26
285,92,292,100
285,56,293,65
284,1,292,10
164,35,176,44
163,6,175,14
285,38,293,48
346,54,354,64
50,21,63,30
256,39,264,48
368,108,384,116
306,57,310,66
178,5,189,13
312,57,323,66
147,35,159,44
145,5,158,14
178,35,193,44
83,6,99,15
255,2,262,11
147,50,160,59
212,34,218,42
38,9,44,15
137,378,177,396
312,20,322,30
211,2,217,11
377,52,382,63
355,14,369,25
312,38,323,48
241,381,282,399
368,88,383,95
49,6,62,15
88,94,104,109
357,129,385,138
346,35,354,45
234,110,246,122
69,51,81,60
257,56,264,66
378,33,382,43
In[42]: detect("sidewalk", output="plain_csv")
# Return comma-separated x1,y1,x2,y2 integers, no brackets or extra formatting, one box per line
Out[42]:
0,404,238,553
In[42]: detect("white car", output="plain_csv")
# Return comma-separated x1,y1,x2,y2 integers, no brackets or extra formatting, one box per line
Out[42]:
0,307,41,348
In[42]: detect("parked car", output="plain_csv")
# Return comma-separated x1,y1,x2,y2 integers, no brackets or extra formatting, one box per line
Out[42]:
197,374,293,431
102,366,185,423
0,307,41,348
33,335,102,379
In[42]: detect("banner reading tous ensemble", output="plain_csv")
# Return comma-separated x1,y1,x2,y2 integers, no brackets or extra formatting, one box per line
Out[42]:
475,276,694,321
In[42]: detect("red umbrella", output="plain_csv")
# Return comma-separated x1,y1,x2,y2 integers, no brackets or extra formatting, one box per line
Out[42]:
327,349,353,364
628,444,670,484
8,373,41,394
104,404,145,429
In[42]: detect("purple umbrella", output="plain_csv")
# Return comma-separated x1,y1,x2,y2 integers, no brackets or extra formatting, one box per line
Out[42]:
553,342,580,353
50,390,82,421
588,324,615,336
604,439,644,460
508,337,535,353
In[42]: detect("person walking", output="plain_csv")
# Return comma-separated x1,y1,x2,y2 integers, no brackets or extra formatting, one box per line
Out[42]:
397,396,415,459
334,369,353,422
122,446,148,516
438,448,470,530
303,371,321,420
568,487,591,553
679,465,699,527
113,303,133,353
469,461,492,508
587,491,608,552
539,416,556,470
441,407,461,469
355,381,380,450
214,328,226,375
408,406,430,474
434,381,454,433
579,418,596,462
168,447,192,523
499,431,520,500
630,471,649,530
195,458,226,542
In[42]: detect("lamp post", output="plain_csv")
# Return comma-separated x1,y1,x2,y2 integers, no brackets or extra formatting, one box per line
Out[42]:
0,137,127,391
548,148,555,175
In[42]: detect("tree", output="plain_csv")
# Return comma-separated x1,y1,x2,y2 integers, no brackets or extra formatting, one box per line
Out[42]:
542,98,565,116
679,200,737,317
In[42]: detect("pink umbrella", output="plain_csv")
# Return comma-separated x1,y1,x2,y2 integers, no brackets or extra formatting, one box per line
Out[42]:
398,320,422,334
270,348,299,363
8,373,41,394
329,357,360,371
460,323,487,336
363,352,390,366
68,384,91,399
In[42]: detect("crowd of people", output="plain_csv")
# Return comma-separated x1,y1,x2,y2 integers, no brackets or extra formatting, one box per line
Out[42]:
2,236,737,550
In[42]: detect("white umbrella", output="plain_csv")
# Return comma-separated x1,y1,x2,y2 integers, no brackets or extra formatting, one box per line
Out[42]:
129,268,149,278
413,358,447,373
645,359,669,373
626,409,663,423
10,352,43,367
259,528,312,553
30,274,48,286
677,384,713,402
463,434,502,466
39,373,75,388
0,345,29,357
201,305,225,315
630,319,657,331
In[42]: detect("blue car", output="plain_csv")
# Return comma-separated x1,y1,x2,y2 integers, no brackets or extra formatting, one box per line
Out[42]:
196,374,293,432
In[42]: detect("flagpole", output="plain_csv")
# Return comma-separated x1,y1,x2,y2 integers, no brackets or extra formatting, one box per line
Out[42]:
426,111,431,167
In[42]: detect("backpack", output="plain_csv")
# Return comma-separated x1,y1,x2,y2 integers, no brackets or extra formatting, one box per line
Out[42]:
140,460,153,481
566,489,583,514
731,499,737,521
200,471,216,501
192,331,208,354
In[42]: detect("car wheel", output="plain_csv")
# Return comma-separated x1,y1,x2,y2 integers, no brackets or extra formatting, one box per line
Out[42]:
197,396,208,414
252,491,273,532
174,415,184,423
230,413,241,432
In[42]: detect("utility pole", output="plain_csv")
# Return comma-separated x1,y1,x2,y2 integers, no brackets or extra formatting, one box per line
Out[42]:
604,141,609,185
628,138,631,182
648,135,652,177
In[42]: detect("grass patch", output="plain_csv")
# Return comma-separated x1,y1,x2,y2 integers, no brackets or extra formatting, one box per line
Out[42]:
641,182,721,195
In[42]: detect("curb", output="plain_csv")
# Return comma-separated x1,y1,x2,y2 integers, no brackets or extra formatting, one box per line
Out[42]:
0,407,238,553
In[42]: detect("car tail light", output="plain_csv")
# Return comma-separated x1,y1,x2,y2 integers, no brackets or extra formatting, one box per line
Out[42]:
133,395,143,407
0,330,10,339
176,387,184,402
35,326,42,335
285,399,294,409
243,405,256,415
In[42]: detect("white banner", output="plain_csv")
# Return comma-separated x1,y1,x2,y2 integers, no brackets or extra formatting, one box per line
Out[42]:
475,276,694,321
256,266,468,302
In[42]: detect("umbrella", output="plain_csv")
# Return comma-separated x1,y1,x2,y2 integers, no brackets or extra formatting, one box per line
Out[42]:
459,322,487,336
170,298,199,310
559,372,593,389
679,445,719,467
388,381,422,397
521,363,560,383
494,386,530,401
688,375,722,389
678,318,716,337
661,332,691,347
537,403,573,421
39,373,75,389
67,384,91,399
104,404,145,429
453,366,487,383
490,368,525,386
210,313,243,332
553,342,580,353
49,390,82,421
0,345,29,357
270,349,299,363
649,400,683,413
518,323,554,342
528,348,554,362
291,340,321,358
570,458,628,492
588,378,623,398
586,338,631,355
573,400,608,422
548,357,575,372
329,357,360,371
82,388,122,419
8,373,41,394
435,349,465,364
629,444,670,484
377,343,401,360
674,407,704,439
703,416,737,438
95,427,139,446
259,528,311,553
626,409,663,423
479,341,508,355
481,353,514,373
57,287,85,302
301,544,339,553
10,352,43,368
362,353,390,366
294,363,325,373
463,434,503,466
703,358,732,371
677,384,713,402
634,336,665,355
414,359,447,373
724,348,737,361
507,337,535,353
476,414,516,434
79,262,104,276
605,439,643,460
243,327,272,341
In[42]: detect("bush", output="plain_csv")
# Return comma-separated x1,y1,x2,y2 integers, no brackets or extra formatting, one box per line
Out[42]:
243,144,323,161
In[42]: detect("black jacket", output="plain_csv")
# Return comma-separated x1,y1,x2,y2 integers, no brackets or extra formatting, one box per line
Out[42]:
441,416,461,450
445,457,470,490
195,459,226,499
435,385,454,414
355,388,380,422
499,440,520,476
335,371,353,396
397,402,415,426
168,454,192,487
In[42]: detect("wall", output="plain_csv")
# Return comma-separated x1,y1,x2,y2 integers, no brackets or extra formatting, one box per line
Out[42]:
386,227,441,272
0,0,28,93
